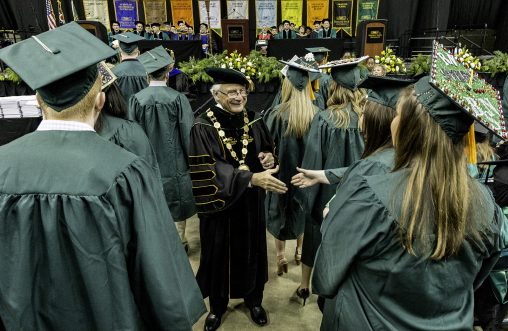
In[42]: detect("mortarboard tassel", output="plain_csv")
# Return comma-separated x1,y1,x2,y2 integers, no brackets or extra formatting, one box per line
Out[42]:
466,124,477,164
308,78,316,101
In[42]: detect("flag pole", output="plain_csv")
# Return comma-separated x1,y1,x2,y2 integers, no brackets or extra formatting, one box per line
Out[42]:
205,0,213,55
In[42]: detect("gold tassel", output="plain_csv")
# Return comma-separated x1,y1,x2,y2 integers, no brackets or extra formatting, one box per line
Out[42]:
246,76,255,92
308,78,316,101
467,124,477,164
312,79,319,92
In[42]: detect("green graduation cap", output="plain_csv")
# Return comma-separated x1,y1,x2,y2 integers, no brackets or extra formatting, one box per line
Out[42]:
138,46,174,74
320,56,369,91
113,32,145,53
0,21,116,111
305,47,330,63
359,75,416,109
427,41,507,141
280,54,321,91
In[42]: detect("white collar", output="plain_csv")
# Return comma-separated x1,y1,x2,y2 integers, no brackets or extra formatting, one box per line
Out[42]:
37,120,95,132
149,80,167,87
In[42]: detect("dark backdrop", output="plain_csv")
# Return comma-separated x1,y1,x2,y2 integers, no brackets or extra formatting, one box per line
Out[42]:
1,0,508,52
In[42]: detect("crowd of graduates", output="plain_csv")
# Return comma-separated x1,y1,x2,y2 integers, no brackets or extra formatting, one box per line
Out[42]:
1,20,508,331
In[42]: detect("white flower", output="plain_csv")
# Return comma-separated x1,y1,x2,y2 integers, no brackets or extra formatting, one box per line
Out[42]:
395,66,400,72
240,68,245,73
247,61,253,66
375,59,379,64
221,64,226,68
470,62,476,68
228,62,232,66
304,53,315,62
236,58,241,62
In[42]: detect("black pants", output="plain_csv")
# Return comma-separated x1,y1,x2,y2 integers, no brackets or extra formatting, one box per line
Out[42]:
209,280,264,316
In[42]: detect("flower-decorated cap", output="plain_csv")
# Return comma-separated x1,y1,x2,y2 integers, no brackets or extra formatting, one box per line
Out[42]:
427,41,507,140
0,22,116,111
280,54,321,91
138,45,174,74
359,75,416,109
305,47,331,63
113,32,145,53
320,56,369,91
98,61,117,90
205,67,250,87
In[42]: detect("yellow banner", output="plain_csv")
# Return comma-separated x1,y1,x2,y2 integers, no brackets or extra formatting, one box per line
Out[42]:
82,0,111,30
307,0,329,27
280,0,302,27
144,0,167,24
170,0,193,27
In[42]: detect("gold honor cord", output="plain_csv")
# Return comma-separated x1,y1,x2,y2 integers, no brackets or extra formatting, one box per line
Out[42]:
207,109,252,171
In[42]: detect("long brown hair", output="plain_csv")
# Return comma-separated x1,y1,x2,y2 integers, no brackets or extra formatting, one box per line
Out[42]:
326,81,365,128
392,87,488,260
277,77,316,138
361,100,395,158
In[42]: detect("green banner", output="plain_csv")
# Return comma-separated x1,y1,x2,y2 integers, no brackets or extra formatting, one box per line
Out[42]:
356,0,379,27
332,0,353,37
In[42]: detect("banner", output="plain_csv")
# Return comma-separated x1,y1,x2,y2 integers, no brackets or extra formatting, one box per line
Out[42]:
307,0,328,28
280,0,303,27
144,0,167,24
113,0,138,29
199,0,221,36
255,0,277,32
171,0,193,27
227,0,249,19
82,0,111,30
332,0,353,36
356,0,379,31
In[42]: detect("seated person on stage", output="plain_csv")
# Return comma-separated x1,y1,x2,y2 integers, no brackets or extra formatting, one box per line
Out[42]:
290,22,296,31
151,22,169,40
144,24,153,39
111,32,149,103
188,26,195,39
0,22,206,331
318,18,337,38
133,20,146,38
270,26,279,38
310,20,322,39
107,20,122,46
305,26,312,36
277,20,296,39
258,25,271,40
162,21,172,37
296,25,308,38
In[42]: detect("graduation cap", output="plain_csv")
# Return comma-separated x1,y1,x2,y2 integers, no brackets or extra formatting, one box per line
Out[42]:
98,61,117,90
359,75,416,109
313,20,321,25
151,22,161,27
135,20,144,26
177,20,185,25
205,67,250,87
427,41,507,141
0,22,116,111
113,32,144,53
200,23,208,28
320,56,369,90
280,55,321,91
306,47,330,63
282,20,290,25
322,18,331,23
138,46,174,74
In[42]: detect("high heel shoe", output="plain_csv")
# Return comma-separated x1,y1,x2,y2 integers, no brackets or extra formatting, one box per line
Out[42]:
295,287,310,306
294,248,302,265
277,256,288,276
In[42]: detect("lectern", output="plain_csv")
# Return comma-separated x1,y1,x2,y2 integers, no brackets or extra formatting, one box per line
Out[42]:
356,20,387,57
221,19,250,56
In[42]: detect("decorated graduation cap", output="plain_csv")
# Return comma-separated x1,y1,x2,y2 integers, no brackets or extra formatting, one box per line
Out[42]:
98,61,117,90
138,46,174,74
0,22,116,111
280,54,321,91
319,56,369,91
359,75,416,109
305,47,330,63
427,41,507,141
205,67,250,87
113,32,144,53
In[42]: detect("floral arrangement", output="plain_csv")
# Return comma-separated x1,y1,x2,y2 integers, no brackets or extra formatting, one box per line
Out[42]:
408,54,431,76
0,68,22,84
179,50,283,84
375,48,407,74
453,46,481,70
481,50,508,77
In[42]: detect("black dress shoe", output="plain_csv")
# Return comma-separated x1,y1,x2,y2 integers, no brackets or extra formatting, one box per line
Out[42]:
249,306,268,326
204,313,222,331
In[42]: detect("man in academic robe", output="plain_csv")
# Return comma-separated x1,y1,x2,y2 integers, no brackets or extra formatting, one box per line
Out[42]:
310,20,322,39
151,22,169,40
144,24,153,39
198,23,216,55
189,68,288,331
111,32,149,104
0,22,206,331
317,18,337,38
133,20,145,38
129,46,196,252
277,20,296,39
107,20,122,46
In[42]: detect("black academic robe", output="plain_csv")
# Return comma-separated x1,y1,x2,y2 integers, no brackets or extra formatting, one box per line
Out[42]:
188,106,272,299
0,130,206,331
112,59,149,104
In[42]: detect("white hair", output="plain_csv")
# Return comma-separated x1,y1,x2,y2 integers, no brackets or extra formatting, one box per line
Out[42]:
210,84,222,103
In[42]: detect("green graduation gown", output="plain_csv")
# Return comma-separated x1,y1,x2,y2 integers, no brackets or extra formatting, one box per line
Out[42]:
299,106,364,266
0,130,206,331
265,105,318,240
112,59,149,104
188,106,272,299
129,85,196,221
313,170,505,331
97,113,158,172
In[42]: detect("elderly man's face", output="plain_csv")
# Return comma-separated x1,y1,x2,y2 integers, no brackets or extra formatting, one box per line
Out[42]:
136,23,143,32
215,84,248,114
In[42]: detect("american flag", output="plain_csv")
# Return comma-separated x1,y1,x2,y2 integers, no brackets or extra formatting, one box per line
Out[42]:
46,0,57,30
57,0,66,25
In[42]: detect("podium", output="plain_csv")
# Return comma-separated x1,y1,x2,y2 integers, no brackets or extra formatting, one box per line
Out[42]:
221,19,250,56
356,20,387,57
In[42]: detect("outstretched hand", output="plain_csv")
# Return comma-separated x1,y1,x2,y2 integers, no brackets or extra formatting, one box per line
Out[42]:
291,167,330,188
251,165,287,194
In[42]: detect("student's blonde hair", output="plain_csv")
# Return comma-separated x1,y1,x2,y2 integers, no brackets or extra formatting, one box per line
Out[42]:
326,81,365,128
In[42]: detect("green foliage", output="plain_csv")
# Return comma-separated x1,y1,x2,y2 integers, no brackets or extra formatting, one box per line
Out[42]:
3,68,22,84
408,54,431,77
482,51,508,77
